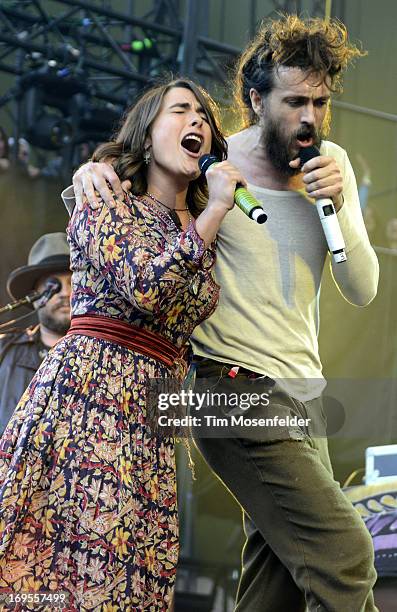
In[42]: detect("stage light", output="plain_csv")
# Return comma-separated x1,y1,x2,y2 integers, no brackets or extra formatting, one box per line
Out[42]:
121,38,155,55
19,62,90,150
27,114,72,150
76,104,122,143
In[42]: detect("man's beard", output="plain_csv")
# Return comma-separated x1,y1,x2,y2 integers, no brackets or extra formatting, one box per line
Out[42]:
38,305,70,335
261,116,323,177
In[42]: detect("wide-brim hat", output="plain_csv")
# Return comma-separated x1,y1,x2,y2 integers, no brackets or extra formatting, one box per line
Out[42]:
7,232,70,303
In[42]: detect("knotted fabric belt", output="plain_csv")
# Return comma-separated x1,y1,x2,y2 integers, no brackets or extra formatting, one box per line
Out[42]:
67,314,182,368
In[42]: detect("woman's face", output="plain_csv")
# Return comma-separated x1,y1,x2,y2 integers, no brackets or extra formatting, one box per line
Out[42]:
147,86,213,186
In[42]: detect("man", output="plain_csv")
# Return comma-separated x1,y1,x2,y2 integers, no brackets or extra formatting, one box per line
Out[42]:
0,232,71,434
65,16,379,611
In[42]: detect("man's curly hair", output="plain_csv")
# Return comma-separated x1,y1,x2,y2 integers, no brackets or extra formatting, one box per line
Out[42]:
235,15,366,127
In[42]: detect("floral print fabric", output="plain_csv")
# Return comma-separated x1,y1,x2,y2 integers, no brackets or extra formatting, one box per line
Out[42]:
0,193,219,611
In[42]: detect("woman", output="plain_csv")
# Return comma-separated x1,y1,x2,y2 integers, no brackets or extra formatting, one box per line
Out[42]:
0,79,245,611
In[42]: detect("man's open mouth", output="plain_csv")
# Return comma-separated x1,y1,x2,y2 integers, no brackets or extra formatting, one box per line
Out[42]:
296,135,314,147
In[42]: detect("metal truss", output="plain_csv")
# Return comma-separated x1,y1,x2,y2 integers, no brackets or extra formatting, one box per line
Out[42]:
0,0,240,113
0,0,243,171
0,0,334,111
0,0,336,166
259,0,332,19
266,0,304,13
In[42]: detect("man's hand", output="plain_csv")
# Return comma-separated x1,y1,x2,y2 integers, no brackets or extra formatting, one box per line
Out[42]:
290,155,344,212
72,161,131,210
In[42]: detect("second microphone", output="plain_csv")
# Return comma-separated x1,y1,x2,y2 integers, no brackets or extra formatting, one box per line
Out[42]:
199,154,267,224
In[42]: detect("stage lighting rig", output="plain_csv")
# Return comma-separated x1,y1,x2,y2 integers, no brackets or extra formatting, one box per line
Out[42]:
19,60,89,150
70,94,122,144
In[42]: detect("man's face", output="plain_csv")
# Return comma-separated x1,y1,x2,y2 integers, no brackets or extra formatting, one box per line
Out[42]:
34,271,72,335
258,66,331,176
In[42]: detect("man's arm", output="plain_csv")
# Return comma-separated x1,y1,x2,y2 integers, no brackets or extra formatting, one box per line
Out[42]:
328,147,379,306
63,159,245,247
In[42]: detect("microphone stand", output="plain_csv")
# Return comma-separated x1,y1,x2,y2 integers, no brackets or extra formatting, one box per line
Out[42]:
0,278,61,316
0,292,39,315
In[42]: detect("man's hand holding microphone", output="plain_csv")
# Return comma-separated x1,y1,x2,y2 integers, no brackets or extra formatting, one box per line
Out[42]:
290,146,347,263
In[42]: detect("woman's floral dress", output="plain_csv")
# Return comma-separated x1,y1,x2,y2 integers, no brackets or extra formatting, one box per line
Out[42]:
0,193,219,611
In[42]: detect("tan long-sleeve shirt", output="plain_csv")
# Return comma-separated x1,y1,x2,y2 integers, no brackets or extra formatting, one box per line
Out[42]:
191,141,379,400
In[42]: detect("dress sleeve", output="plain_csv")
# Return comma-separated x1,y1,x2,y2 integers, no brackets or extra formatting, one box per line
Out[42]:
68,192,212,315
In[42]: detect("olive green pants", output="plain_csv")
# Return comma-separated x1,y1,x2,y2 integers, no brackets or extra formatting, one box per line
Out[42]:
193,359,378,612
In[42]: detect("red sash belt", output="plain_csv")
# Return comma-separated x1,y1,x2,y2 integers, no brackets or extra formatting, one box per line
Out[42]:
67,314,182,368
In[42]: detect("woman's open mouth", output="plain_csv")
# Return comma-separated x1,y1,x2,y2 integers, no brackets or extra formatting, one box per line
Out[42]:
181,133,203,157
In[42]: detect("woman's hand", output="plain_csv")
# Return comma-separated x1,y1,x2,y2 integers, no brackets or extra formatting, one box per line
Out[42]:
196,161,247,246
205,160,247,215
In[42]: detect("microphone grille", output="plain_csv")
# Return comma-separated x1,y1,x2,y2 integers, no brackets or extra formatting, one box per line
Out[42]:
45,277,62,296
198,154,218,175
299,145,320,166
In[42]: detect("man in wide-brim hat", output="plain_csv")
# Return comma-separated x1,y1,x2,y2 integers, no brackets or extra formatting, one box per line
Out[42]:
0,232,71,434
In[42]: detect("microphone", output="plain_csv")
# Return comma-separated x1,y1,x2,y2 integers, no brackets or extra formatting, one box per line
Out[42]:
0,277,62,314
199,155,267,224
35,277,62,307
299,146,347,264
